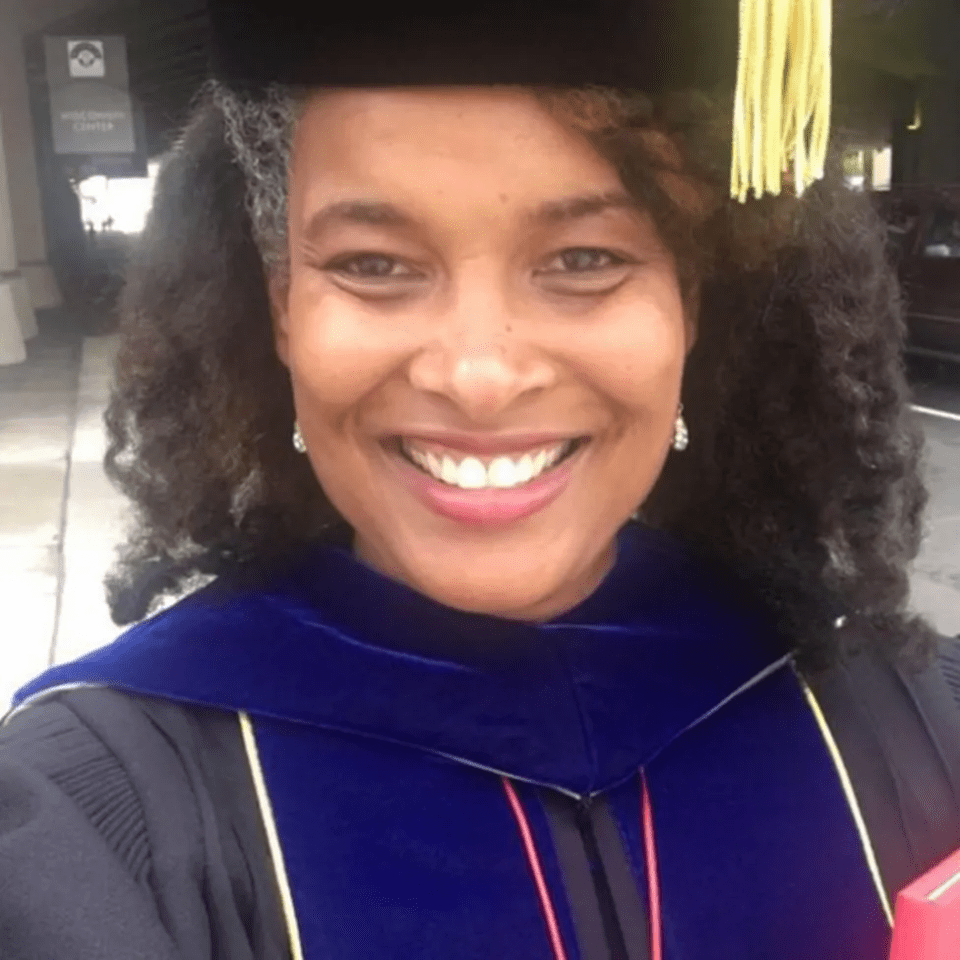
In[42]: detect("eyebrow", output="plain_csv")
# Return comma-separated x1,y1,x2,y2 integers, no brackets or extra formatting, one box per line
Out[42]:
532,190,638,225
300,190,640,239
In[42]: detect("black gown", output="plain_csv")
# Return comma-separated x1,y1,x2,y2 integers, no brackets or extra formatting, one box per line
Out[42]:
1,527,959,960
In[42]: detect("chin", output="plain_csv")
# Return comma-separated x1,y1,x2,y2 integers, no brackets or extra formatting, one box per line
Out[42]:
406,549,599,623
421,575,558,621
353,517,618,622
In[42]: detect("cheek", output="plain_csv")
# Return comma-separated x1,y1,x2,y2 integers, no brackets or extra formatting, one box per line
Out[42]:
283,278,404,414
578,288,688,411
588,296,686,510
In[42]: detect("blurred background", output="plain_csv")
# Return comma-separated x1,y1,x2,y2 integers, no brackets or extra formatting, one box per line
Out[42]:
0,0,959,707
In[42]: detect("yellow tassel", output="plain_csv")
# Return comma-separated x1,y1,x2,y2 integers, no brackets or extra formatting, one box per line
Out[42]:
731,0,833,202
763,0,791,196
790,0,814,193
749,0,768,200
810,0,832,180
731,0,752,202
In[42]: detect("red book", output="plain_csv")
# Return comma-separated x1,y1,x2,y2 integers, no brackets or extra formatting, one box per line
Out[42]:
890,848,960,960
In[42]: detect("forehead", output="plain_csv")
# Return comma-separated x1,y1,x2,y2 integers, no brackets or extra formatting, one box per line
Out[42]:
289,87,625,208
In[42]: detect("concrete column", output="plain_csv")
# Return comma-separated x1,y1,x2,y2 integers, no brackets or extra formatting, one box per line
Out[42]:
0,104,31,365
0,19,61,335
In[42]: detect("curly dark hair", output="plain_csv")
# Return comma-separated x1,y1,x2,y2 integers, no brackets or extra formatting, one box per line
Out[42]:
103,81,937,670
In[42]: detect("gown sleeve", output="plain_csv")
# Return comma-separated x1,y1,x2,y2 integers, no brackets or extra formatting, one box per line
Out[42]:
0,689,288,960
936,636,960,710
809,636,960,901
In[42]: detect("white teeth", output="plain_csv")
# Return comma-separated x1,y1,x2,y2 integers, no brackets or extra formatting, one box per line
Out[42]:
441,456,459,485
487,457,518,489
457,457,488,489
404,440,575,489
516,454,534,484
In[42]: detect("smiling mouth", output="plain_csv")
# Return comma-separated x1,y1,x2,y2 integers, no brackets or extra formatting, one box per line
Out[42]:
394,437,588,491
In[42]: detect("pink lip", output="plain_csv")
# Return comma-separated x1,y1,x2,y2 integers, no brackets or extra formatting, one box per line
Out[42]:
389,446,582,527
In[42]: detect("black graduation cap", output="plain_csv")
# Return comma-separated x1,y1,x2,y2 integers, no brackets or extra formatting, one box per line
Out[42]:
208,0,737,91
207,0,836,202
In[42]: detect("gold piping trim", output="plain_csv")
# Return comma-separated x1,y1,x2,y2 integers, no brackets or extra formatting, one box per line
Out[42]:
928,868,960,902
238,712,305,960
797,675,894,926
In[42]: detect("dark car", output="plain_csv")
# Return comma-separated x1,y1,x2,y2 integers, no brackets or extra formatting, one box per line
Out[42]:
872,186,960,363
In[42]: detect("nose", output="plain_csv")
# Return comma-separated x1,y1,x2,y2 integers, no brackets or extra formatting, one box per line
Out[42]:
407,306,557,424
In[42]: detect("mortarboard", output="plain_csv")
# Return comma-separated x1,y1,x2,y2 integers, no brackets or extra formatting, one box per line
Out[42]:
207,0,835,203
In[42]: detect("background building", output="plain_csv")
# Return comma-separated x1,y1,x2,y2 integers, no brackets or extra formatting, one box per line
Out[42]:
0,0,207,363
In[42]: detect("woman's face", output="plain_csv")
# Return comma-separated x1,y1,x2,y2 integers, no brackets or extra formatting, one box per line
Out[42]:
274,87,694,621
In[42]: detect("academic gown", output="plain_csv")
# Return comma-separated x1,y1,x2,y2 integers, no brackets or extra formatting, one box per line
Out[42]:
2,523,960,960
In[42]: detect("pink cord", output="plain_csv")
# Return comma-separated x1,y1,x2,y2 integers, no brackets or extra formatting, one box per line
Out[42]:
502,778,569,960
641,770,664,960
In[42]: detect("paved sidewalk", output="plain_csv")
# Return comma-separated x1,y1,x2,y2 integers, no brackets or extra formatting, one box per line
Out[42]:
1,334,126,709
911,410,960,639
55,335,128,664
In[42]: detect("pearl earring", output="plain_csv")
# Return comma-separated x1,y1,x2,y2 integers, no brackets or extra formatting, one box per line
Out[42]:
672,404,689,452
292,423,307,453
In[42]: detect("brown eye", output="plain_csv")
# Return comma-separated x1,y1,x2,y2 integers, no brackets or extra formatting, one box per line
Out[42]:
328,253,416,279
541,248,631,274
534,247,635,296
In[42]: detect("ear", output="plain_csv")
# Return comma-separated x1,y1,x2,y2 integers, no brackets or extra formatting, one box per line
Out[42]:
269,269,292,368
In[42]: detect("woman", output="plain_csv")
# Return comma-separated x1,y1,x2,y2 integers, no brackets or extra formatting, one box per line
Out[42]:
2,2,959,958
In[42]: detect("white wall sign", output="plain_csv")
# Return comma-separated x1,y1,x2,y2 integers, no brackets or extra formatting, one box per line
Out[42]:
45,36,136,156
